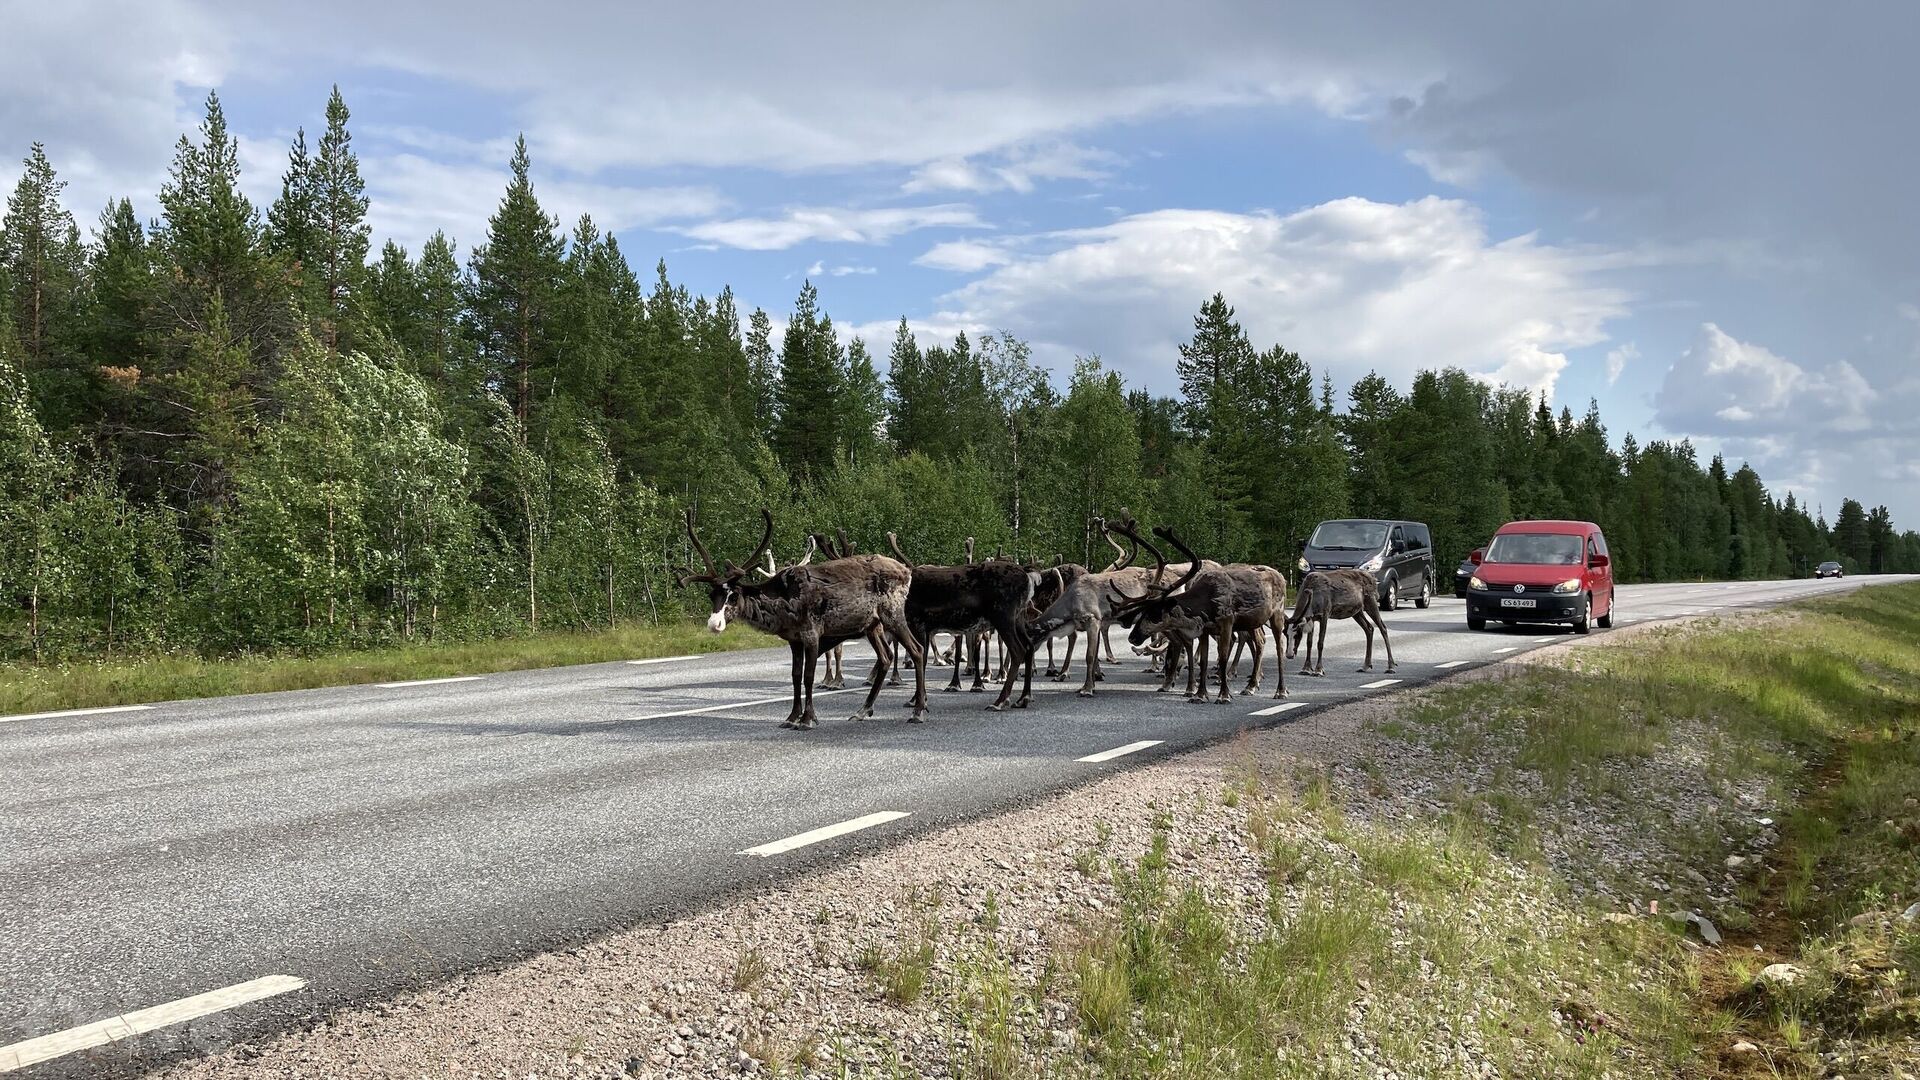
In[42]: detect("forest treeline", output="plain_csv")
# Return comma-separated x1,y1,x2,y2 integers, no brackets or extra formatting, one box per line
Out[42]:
2,90,1915,662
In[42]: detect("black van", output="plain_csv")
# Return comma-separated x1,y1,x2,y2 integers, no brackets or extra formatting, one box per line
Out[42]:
1298,519,1436,610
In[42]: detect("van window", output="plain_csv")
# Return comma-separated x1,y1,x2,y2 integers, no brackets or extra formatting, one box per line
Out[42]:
1485,532,1584,565
1390,525,1405,551
1308,521,1388,550
1410,525,1430,550
1594,531,1609,556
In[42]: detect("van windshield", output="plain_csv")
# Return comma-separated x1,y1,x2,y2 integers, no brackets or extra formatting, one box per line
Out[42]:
1308,521,1388,550
1486,533,1584,566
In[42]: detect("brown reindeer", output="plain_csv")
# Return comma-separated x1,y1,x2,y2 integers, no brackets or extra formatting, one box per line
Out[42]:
1109,523,1287,702
679,509,927,728
1028,513,1211,697
1285,568,1396,676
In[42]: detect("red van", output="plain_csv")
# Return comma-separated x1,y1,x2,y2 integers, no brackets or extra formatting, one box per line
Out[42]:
1465,520,1615,634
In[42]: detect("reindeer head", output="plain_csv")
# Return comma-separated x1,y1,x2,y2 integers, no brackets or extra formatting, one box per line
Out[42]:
1108,520,1203,644
676,508,776,633
1283,612,1308,658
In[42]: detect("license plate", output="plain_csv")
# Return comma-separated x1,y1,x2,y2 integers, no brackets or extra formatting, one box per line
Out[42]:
1499,598,1537,609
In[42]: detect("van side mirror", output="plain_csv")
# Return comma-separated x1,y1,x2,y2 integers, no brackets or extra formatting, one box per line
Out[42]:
1590,553,1610,569
1469,549,1484,565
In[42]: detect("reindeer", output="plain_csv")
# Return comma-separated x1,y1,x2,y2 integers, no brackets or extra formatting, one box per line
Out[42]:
1027,513,1202,697
678,509,927,728
804,531,858,689
1285,568,1396,676
888,533,1039,711
1108,522,1287,702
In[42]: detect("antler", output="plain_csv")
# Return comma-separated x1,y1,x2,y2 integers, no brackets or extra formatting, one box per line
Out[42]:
725,509,775,580
834,528,855,558
888,531,913,566
683,508,719,581
1149,525,1204,597
1106,514,1168,579
964,536,976,565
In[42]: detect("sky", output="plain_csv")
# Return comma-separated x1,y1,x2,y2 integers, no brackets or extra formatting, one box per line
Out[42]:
4,1,1917,525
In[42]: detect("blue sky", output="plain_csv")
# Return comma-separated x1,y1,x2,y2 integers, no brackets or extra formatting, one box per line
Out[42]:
5,1,1917,524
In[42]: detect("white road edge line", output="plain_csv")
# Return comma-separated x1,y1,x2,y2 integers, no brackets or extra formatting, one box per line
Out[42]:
0,704,153,725
626,655,700,666
1249,701,1309,716
593,687,859,724
1358,678,1403,689
738,811,911,857
1434,660,1473,669
1491,646,1519,654
375,676,482,689
1077,739,1165,763
1532,636,1560,642
0,975,306,1073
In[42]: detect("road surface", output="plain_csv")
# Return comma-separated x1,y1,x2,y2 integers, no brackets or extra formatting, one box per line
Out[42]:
0,574,1907,1076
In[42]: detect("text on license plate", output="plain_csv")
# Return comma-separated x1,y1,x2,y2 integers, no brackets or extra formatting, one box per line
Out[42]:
1499,598,1537,609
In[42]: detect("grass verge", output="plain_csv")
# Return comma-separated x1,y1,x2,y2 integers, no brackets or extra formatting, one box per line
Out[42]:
0,620,779,715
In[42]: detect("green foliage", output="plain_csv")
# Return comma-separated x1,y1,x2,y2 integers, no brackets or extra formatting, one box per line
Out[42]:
0,104,1913,670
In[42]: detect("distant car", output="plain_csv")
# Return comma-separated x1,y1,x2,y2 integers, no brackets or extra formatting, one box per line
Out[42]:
1453,557,1479,597
1815,560,1844,578
1465,519,1615,634
1299,519,1436,609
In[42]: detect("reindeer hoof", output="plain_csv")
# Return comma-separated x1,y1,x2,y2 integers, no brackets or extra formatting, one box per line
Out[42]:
987,702,1008,713
1076,689,1095,698
1014,697,1030,709
907,710,927,724
848,712,870,723
1272,689,1288,700
942,685,958,694
970,685,985,693
1385,666,1398,674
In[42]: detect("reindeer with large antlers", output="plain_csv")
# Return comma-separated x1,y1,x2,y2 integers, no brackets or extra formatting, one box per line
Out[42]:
1109,521,1287,703
679,509,928,728
1027,512,1206,697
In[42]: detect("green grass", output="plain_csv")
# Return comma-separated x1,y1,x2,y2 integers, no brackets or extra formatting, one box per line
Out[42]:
0,620,779,715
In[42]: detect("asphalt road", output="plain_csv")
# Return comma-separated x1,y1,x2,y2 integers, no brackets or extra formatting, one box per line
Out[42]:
1,574,1908,1076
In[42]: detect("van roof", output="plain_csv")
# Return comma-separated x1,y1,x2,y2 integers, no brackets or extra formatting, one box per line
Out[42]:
1494,519,1599,536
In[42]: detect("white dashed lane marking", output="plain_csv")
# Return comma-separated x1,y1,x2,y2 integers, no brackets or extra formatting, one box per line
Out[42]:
0,975,306,1072
1491,647,1519,654
737,811,911,857
595,687,859,724
1434,660,1473,669
1249,701,1310,717
1358,678,1403,689
375,676,482,689
0,704,153,725
1077,740,1165,763
626,655,700,666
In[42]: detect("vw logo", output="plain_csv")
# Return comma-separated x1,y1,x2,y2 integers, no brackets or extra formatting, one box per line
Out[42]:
1513,583,1525,594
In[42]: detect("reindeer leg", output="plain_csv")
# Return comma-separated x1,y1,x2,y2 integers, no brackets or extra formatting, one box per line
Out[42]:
1243,631,1263,695
1313,615,1329,675
1356,614,1374,672
1271,617,1288,699
987,620,1025,711
1077,620,1100,697
1375,611,1396,673
782,642,806,727
1214,624,1234,702
1056,632,1077,682
970,630,987,692
797,639,820,729
883,609,929,723
850,628,888,721
1102,624,1117,664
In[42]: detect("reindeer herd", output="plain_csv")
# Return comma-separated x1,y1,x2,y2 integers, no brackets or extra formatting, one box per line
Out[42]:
676,509,1396,730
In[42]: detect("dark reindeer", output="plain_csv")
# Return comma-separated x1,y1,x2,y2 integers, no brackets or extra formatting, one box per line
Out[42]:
1285,568,1396,676
887,533,1039,711
1108,522,1287,703
679,509,927,728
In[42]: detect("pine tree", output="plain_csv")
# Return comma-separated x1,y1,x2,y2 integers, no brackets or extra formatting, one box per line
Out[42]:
311,86,370,348
1,144,87,426
884,317,928,453
466,135,564,433
840,336,886,468
745,306,778,443
772,281,841,482
1340,372,1403,518
267,127,316,266
157,92,264,301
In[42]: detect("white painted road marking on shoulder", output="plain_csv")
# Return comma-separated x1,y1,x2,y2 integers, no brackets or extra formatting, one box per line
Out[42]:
0,704,152,725
1491,647,1519,654
1532,636,1560,642
738,811,911,857
0,975,305,1072
375,676,482,688
1434,660,1473,669
1077,739,1165,763
1250,701,1309,716
626,655,700,666
597,687,859,724
1358,678,1403,689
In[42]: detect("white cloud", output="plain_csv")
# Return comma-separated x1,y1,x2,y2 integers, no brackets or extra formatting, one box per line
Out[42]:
1655,323,1874,438
804,260,877,277
904,142,1121,194
1605,342,1639,385
678,204,984,251
915,239,1015,272
939,196,1628,398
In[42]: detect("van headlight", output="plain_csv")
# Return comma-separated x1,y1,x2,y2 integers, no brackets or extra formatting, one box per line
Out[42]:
1297,556,1310,572
1359,553,1383,572
1552,578,1583,594
1468,576,1487,591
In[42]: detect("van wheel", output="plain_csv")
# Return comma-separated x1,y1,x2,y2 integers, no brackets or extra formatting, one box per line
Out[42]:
1382,575,1398,611
1597,592,1614,629
1414,576,1432,609
1467,613,1486,631
1573,595,1591,635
